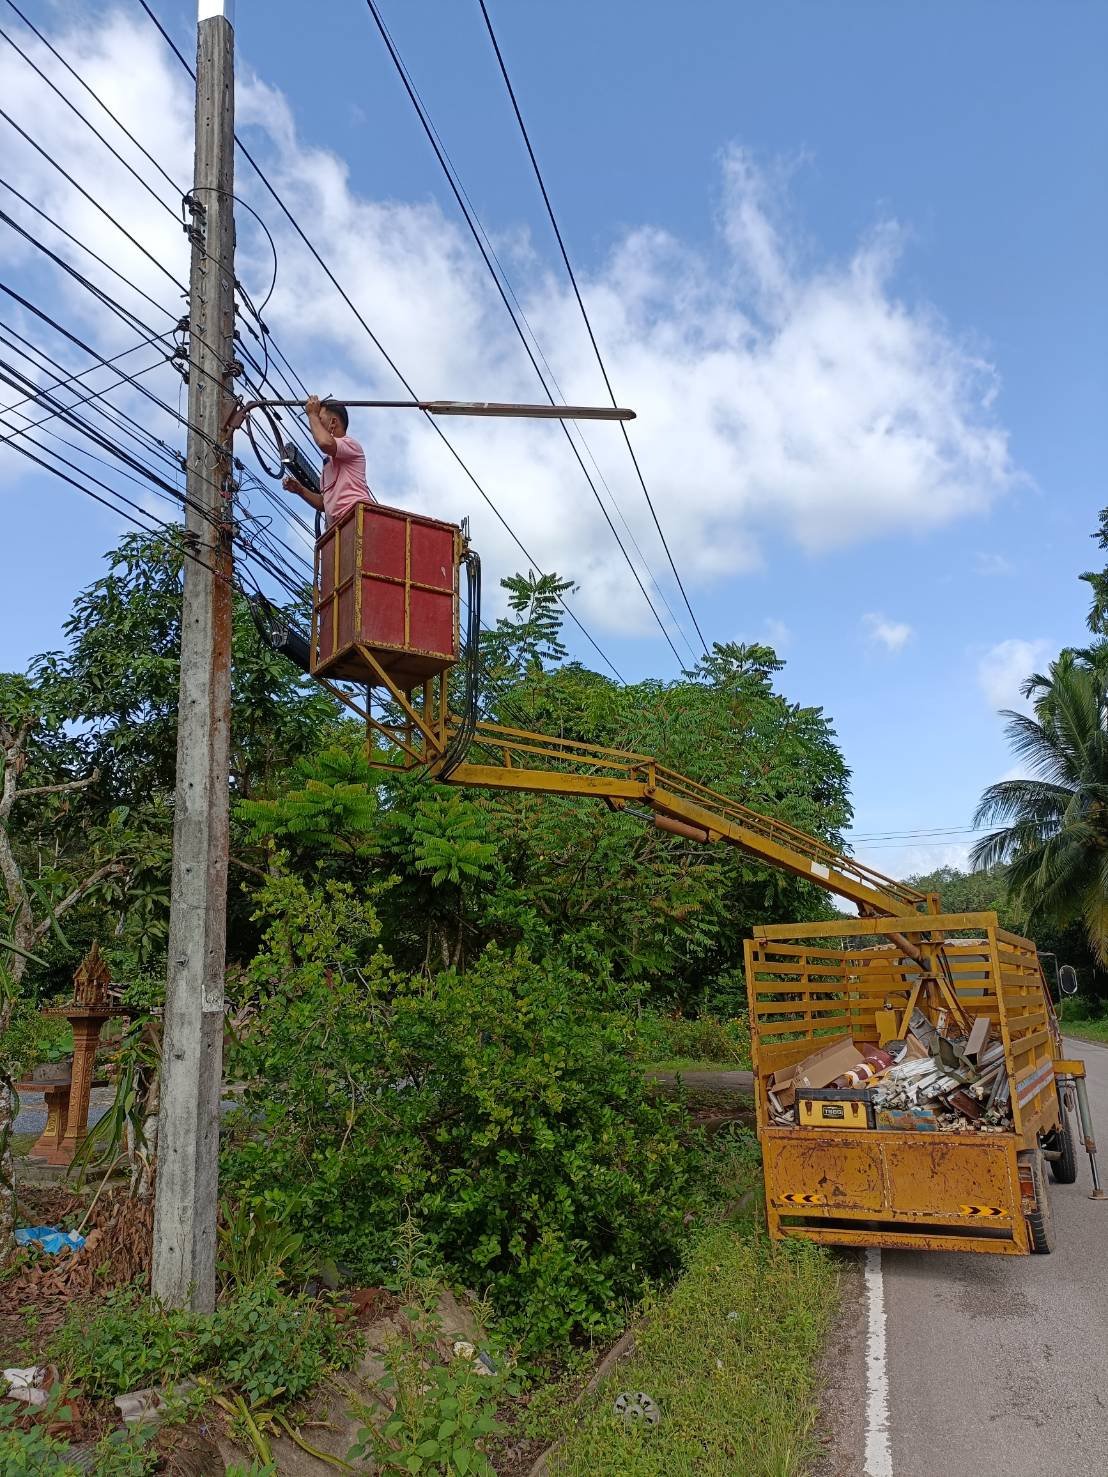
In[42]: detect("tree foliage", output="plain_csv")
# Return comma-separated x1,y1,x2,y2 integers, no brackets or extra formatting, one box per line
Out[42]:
222,873,692,1352
972,649,1108,964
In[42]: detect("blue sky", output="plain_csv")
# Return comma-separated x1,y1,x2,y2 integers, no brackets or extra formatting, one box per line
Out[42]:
0,0,1105,882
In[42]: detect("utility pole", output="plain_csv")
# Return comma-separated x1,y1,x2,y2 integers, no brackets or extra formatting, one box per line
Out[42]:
151,0,236,1312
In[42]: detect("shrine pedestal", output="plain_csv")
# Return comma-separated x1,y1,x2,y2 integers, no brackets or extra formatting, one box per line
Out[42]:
13,1068,73,1167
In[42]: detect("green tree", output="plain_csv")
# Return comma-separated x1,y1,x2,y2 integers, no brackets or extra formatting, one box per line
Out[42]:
1080,503,1108,634
0,677,136,1251
904,864,1022,928
972,652,1108,963
26,530,351,969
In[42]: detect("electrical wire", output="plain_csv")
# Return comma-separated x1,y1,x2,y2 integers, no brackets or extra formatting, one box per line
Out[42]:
475,0,710,658
2,0,186,197
0,323,171,417
0,19,182,223
363,5,695,666
0,305,321,605
364,0,686,668
134,0,624,684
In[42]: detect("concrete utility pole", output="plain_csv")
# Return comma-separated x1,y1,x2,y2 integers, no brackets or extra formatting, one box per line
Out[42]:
151,0,236,1311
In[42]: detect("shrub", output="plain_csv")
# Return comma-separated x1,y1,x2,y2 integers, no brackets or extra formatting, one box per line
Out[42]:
222,875,696,1353
46,1277,353,1405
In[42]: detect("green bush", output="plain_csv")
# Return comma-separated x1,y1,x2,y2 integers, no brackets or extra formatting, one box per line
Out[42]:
222,874,696,1354
46,1277,353,1405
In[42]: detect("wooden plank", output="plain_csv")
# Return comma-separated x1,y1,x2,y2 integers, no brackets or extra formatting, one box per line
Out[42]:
995,946,1040,970
754,911,1001,940
1008,1026,1051,1058
753,962,916,980
760,1014,861,1036
753,977,911,995
1005,1010,1049,1035
995,925,1037,952
752,961,860,979
754,1003,876,1023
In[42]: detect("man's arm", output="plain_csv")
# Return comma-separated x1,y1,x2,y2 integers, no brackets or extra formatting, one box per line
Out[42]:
305,394,337,457
282,474,324,513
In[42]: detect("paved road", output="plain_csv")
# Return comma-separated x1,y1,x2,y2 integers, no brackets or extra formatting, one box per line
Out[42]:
817,1038,1108,1477
13,1085,114,1137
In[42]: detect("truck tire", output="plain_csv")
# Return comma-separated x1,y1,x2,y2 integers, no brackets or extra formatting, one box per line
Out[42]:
1023,1149,1057,1254
1047,1095,1078,1185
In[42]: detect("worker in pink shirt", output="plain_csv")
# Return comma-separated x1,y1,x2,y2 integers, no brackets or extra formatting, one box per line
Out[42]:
282,395,376,525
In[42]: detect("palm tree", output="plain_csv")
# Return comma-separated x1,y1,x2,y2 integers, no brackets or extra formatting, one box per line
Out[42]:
972,649,1108,963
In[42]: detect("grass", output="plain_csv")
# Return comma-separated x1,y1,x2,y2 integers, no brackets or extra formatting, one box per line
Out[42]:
541,1131,837,1477
547,1227,835,1477
1060,1015,1108,1044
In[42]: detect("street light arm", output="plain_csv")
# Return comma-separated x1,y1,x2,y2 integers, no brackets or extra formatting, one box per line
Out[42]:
226,397,635,434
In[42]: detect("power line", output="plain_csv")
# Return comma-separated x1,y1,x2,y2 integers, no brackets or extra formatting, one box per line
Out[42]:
2,0,185,198
0,322,170,417
0,304,319,599
475,0,710,659
365,0,690,667
0,18,182,223
135,0,625,684
0,104,185,294
849,825,988,842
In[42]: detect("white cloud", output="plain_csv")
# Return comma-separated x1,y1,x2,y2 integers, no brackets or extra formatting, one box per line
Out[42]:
975,552,1015,576
762,618,791,650
856,838,974,881
863,613,913,652
0,11,1019,641
977,638,1051,713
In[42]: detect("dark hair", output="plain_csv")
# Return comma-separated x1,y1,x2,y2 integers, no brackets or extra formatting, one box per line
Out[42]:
320,399,349,433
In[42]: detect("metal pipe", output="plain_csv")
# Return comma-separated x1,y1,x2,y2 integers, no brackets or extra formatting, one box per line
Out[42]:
654,814,710,843
232,397,635,421
1072,1073,1106,1200
884,930,925,964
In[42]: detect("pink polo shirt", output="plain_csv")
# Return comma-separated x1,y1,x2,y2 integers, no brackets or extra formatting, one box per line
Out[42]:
320,435,376,524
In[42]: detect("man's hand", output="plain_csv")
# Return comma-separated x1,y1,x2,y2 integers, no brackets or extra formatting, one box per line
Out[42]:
304,393,338,457
282,473,324,514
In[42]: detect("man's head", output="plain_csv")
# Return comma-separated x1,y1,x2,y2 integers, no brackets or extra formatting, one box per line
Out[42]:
319,399,349,436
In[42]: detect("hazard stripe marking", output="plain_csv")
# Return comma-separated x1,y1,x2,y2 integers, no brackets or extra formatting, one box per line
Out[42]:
779,1192,825,1206
959,1204,1005,1218
1016,1061,1055,1105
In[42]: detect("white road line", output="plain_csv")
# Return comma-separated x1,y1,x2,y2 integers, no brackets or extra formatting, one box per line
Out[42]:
863,1247,893,1477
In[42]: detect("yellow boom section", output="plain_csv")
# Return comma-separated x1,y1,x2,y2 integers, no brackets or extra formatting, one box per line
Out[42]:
438,719,931,919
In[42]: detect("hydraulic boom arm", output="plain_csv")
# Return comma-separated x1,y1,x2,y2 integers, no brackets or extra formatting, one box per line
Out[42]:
436,718,933,920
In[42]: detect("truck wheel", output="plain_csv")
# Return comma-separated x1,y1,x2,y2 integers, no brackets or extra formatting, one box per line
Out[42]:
1047,1095,1078,1185
1023,1149,1057,1254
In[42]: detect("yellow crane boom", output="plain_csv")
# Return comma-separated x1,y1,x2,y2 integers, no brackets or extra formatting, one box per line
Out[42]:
434,718,933,921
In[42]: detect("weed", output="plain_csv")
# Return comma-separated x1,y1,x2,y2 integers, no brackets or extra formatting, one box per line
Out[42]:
349,1219,515,1476
46,1275,355,1408
0,1398,158,1475
546,1223,836,1477
633,1010,751,1070
217,1198,308,1288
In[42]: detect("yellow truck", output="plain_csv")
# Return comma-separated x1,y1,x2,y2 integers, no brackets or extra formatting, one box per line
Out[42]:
746,912,1102,1254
